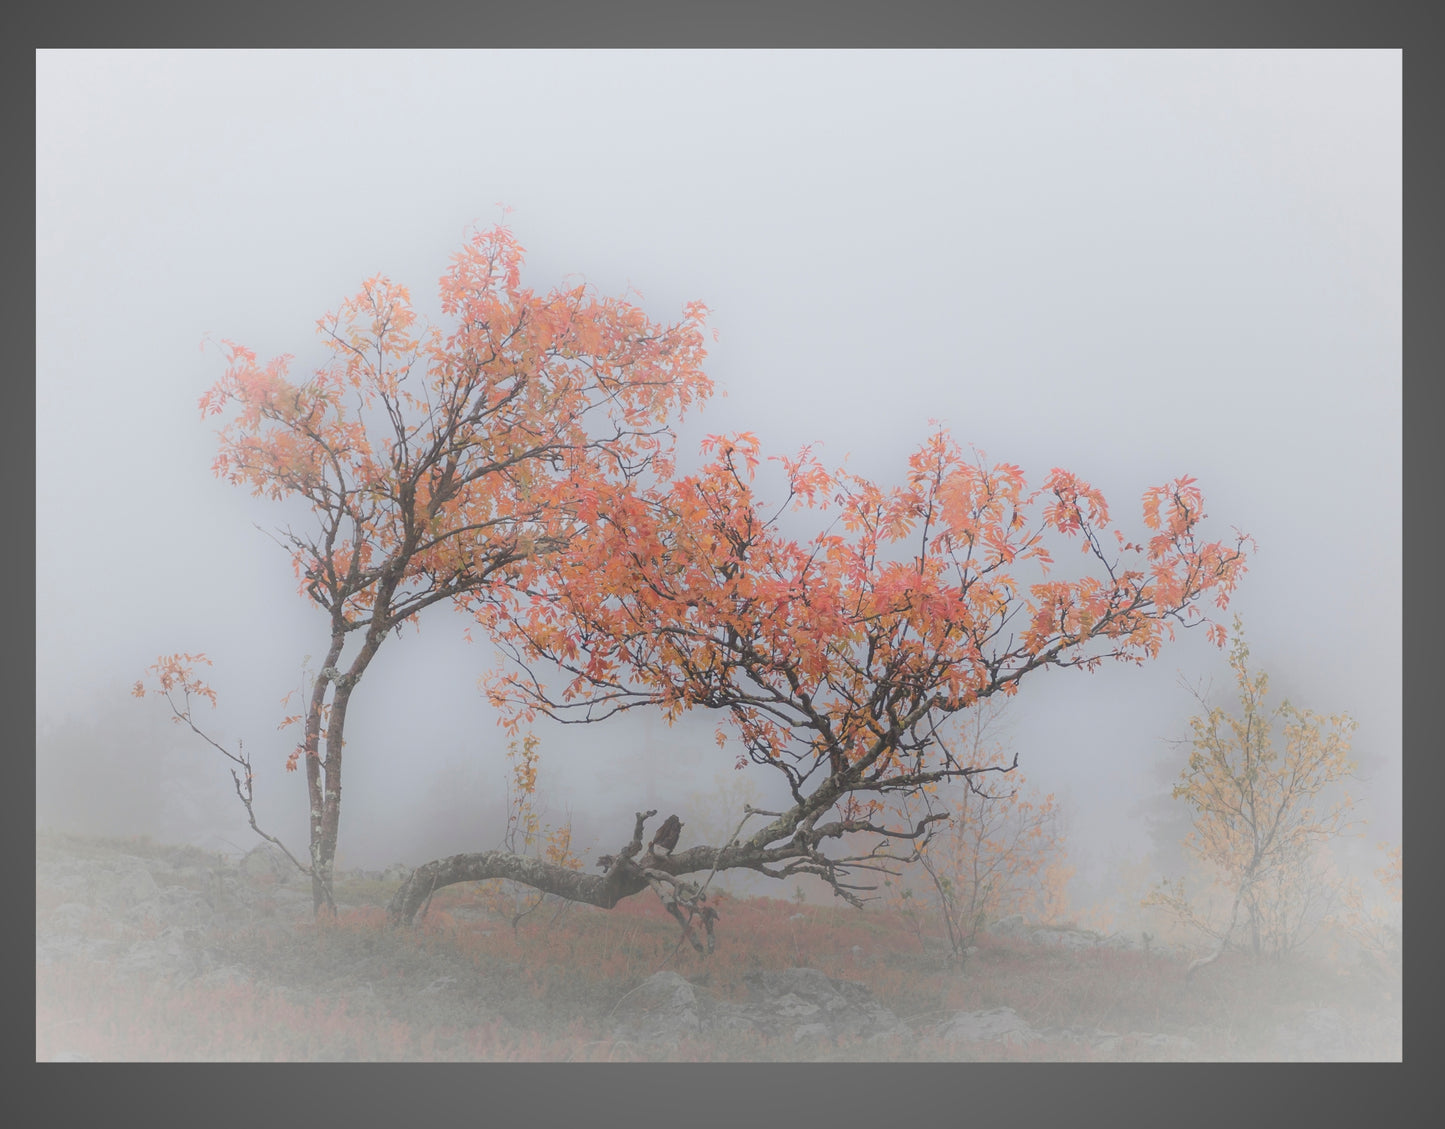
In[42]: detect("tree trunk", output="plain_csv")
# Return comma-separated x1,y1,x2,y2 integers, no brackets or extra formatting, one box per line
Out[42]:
387,850,654,925
309,627,387,915
386,815,794,929
305,637,345,915
386,790,937,936
1187,873,1252,979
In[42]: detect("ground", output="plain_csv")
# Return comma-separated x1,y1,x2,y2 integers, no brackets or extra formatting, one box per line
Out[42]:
35,830,1402,1062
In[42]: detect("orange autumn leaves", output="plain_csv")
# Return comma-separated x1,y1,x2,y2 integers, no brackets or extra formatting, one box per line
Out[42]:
184,225,1248,784
133,653,217,710
129,221,1262,927
485,428,1252,787
197,224,714,628
160,225,718,913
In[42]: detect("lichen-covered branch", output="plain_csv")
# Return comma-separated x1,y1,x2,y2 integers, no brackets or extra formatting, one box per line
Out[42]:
387,799,947,941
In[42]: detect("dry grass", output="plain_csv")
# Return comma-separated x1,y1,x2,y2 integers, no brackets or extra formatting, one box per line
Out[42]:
35,836,1402,1062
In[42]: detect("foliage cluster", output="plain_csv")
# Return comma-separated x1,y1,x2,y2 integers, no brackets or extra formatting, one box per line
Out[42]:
1330,841,1402,976
1145,623,1362,967
469,732,582,932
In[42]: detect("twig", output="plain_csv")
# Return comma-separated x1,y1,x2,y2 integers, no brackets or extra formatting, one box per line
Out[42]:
161,692,312,879
649,805,760,971
605,979,655,1021
697,806,761,900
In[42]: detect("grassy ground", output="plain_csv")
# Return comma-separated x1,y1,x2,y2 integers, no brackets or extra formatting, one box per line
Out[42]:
35,832,1402,1062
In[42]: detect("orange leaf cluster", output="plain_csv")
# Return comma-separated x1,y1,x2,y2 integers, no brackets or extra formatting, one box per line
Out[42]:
132,652,217,710
197,224,713,632
487,428,1251,791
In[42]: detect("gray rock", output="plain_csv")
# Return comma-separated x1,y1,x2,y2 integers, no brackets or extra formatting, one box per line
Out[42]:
1130,1032,1198,1057
75,856,161,912
1272,1007,1355,1060
792,1022,830,1043
609,971,709,1046
986,914,1030,939
1101,931,1185,958
125,886,217,930
239,844,291,884
742,968,909,1041
112,925,201,980
1082,1029,1198,1059
609,967,908,1050
936,1006,1039,1047
1030,927,1104,952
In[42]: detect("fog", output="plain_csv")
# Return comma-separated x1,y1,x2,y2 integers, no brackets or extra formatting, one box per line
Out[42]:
36,50,1400,912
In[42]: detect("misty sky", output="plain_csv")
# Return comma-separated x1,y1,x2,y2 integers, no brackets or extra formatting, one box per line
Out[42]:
36,50,1400,892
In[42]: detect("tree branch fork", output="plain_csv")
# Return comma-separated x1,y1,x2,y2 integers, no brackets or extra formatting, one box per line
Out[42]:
385,784,956,953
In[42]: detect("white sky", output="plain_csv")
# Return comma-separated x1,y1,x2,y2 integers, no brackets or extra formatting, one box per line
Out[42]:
36,50,1400,890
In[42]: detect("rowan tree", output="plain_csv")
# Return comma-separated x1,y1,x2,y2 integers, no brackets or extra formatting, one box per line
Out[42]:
135,224,712,913
388,428,1251,952
466,731,583,934
1144,620,1360,972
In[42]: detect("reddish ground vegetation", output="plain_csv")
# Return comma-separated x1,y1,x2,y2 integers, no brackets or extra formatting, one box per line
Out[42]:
36,834,1400,1062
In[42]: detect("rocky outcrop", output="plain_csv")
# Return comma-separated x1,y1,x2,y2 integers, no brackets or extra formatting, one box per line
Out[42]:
927,1007,1200,1059
986,915,1189,958
934,1006,1039,1047
608,968,910,1050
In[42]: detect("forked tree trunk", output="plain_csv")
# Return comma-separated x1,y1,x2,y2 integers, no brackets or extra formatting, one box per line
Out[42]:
387,813,790,930
387,784,944,940
305,623,389,916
